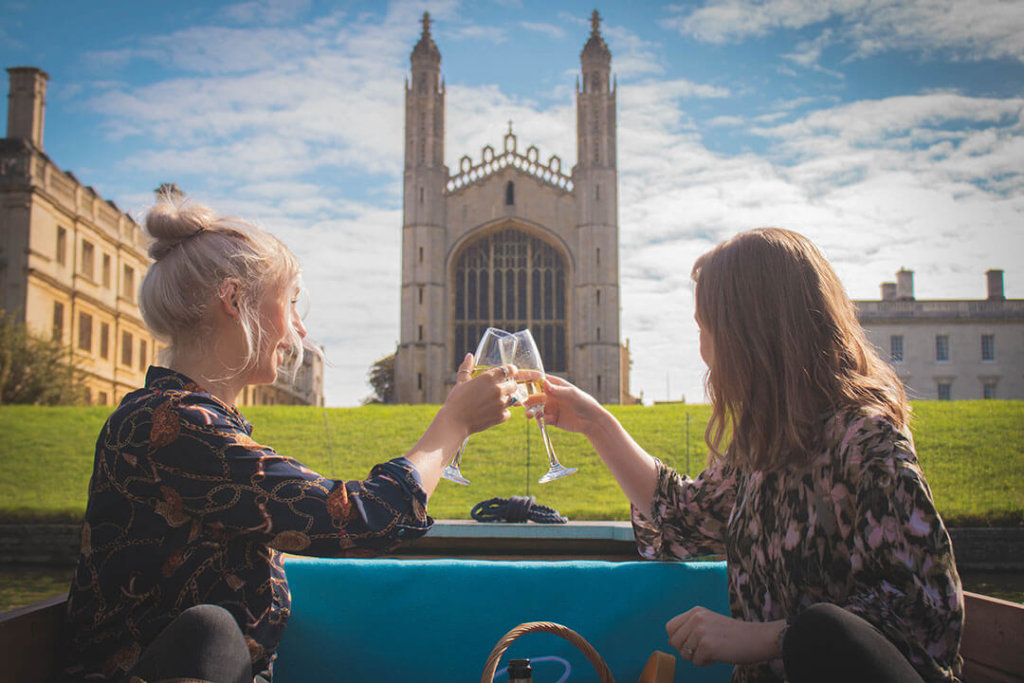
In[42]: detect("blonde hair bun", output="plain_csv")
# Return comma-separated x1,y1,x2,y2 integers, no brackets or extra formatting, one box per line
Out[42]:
145,200,217,261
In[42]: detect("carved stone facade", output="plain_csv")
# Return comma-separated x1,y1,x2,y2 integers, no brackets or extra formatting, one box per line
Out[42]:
856,269,1024,400
396,12,630,404
0,68,323,407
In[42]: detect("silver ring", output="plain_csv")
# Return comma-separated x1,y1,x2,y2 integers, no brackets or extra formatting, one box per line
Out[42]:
683,647,694,658
457,369,471,376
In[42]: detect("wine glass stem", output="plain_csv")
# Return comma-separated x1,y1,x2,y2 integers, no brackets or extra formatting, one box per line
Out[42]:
450,436,469,469
536,413,560,466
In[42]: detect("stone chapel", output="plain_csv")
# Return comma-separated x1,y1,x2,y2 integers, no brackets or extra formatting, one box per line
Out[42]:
395,11,630,404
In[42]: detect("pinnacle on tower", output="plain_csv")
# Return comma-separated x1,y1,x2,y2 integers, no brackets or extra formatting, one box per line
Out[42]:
581,9,611,62
412,11,441,62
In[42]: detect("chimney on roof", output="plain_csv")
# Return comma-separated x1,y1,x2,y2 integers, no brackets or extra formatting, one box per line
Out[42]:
6,66,49,149
896,268,914,301
880,282,897,301
986,269,1005,301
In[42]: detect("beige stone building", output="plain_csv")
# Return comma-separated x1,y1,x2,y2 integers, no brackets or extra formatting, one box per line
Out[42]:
396,12,632,404
1,67,157,406
1,67,324,407
856,269,1024,400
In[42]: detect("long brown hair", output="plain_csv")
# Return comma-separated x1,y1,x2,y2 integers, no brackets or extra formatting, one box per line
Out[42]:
692,228,908,471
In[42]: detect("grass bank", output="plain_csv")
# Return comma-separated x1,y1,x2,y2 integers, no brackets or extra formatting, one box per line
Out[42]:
1,401,1021,526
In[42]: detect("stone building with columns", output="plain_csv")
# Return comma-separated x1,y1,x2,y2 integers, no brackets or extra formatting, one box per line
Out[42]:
0,67,323,406
855,268,1024,400
396,12,632,404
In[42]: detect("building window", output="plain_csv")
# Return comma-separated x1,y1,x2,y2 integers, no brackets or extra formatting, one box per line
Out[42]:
596,184,600,201
122,265,136,301
419,187,424,203
418,286,424,305
983,382,996,399
98,391,108,405
935,335,949,362
78,312,93,352
937,383,951,401
596,247,601,266
419,247,424,263
981,334,995,361
102,254,111,288
597,375,602,392
596,289,601,305
505,181,515,205
139,339,147,371
890,335,904,363
99,322,110,359
418,325,423,341
417,372,423,391
452,227,568,373
597,326,601,341
81,240,95,280
52,301,64,341
121,331,133,367
56,227,67,265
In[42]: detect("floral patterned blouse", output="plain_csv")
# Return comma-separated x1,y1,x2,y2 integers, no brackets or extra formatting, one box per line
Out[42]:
632,410,963,682
62,367,433,682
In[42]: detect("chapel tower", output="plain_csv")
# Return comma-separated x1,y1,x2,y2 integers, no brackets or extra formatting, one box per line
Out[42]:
572,11,620,402
396,11,625,404
398,13,449,403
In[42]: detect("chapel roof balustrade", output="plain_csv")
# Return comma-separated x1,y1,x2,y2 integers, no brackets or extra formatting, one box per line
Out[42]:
446,127,573,194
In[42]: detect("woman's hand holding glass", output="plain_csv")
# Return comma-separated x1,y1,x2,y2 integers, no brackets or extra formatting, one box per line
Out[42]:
507,329,577,483
441,327,518,485
442,353,518,440
522,373,606,437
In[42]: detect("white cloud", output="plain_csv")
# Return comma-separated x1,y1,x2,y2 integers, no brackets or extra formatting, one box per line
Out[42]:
662,0,1024,63
520,21,565,40
219,0,313,25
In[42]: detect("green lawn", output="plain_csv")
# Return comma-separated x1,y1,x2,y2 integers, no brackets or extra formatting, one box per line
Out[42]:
1,401,1021,526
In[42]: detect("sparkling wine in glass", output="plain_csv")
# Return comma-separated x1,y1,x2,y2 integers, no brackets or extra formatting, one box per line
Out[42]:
441,327,515,485
509,329,577,483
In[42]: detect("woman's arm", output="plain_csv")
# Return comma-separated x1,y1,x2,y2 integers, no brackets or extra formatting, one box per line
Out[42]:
531,373,659,512
531,374,734,559
403,353,518,496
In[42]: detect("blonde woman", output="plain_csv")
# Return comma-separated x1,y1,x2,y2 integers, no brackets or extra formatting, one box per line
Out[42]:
62,198,518,683
529,228,963,682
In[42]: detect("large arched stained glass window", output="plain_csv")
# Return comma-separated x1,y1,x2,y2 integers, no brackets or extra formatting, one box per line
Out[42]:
453,228,567,373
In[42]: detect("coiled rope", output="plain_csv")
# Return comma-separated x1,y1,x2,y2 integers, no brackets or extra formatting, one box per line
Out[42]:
471,496,568,524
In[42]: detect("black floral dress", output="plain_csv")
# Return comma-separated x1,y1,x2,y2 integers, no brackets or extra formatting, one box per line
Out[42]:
63,367,432,681
632,410,963,682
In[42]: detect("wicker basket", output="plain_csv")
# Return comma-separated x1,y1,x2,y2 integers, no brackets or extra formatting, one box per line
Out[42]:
480,621,615,683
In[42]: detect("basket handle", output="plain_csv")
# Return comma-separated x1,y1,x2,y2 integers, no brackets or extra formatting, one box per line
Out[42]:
481,621,615,683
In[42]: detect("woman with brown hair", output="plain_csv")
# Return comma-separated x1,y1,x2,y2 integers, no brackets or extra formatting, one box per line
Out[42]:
530,228,963,682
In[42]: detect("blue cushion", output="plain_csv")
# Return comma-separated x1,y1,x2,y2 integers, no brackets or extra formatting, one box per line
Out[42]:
275,558,732,682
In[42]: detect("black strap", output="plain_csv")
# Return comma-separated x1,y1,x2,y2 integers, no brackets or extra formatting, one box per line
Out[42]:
470,496,567,524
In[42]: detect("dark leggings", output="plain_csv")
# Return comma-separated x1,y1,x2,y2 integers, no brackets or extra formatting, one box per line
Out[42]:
783,603,925,683
127,604,252,683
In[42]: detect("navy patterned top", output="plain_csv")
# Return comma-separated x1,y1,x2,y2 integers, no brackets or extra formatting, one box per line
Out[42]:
632,410,963,682
63,367,433,681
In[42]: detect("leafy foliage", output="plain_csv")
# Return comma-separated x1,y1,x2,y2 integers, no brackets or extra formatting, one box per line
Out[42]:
363,349,396,404
0,310,85,406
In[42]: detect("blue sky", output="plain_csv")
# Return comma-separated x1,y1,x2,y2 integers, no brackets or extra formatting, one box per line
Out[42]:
3,0,1023,406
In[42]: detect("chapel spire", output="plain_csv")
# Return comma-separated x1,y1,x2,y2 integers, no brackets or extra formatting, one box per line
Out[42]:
411,11,441,64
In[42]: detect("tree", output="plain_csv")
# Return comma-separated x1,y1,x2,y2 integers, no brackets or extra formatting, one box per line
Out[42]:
363,348,396,404
0,309,85,406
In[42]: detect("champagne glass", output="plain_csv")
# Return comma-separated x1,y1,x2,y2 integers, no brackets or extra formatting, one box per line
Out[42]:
441,327,515,485
509,329,577,483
